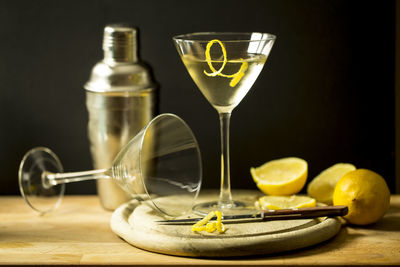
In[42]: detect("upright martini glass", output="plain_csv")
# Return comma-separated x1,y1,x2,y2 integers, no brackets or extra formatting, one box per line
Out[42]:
173,32,275,215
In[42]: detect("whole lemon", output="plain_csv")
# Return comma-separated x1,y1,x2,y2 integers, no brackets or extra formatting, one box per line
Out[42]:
333,169,390,225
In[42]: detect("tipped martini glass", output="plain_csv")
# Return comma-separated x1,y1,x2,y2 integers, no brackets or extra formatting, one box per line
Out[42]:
173,32,275,215
18,113,202,217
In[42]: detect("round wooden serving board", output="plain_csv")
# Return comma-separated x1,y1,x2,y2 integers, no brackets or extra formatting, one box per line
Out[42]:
110,190,342,257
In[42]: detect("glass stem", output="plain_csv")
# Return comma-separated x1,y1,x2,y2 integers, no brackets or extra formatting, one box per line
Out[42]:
218,112,233,207
42,169,111,189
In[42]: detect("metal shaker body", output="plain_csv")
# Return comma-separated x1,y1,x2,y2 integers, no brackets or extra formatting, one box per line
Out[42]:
85,25,157,210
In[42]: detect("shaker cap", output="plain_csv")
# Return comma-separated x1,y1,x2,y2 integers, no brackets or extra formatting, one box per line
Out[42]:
84,24,156,93
103,24,138,63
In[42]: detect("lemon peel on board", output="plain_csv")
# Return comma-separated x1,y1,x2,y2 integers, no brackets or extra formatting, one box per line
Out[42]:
191,210,226,234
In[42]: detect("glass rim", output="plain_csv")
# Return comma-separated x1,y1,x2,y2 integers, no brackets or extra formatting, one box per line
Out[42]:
172,32,276,43
138,113,203,217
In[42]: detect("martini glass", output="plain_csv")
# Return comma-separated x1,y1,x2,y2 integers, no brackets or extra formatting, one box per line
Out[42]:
18,113,202,217
173,32,275,215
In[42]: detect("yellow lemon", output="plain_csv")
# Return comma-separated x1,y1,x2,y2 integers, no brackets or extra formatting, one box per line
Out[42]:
307,163,356,205
258,195,316,210
333,169,390,225
251,157,308,195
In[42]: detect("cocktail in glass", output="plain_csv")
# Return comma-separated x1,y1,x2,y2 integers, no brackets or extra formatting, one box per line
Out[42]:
173,32,275,215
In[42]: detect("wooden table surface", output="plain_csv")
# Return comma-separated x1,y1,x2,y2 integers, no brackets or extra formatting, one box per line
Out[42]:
0,195,399,266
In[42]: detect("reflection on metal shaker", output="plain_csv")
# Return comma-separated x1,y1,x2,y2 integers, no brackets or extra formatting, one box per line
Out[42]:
85,24,157,210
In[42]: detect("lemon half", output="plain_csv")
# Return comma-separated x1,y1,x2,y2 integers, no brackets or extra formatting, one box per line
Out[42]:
258,195,316,210
251,157,308,195
307,163,356,205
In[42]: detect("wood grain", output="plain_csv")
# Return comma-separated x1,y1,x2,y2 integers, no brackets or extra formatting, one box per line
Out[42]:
0,194,399,265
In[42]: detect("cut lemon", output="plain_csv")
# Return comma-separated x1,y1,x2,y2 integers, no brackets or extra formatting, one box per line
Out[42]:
258,195,316,210
251,157,308,195
307,163,356,205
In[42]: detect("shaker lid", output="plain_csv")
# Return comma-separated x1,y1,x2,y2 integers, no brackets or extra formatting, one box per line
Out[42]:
85,24,156,93
103,24,137,64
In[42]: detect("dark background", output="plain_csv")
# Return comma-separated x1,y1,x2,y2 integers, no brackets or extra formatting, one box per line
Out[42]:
0,0,397,195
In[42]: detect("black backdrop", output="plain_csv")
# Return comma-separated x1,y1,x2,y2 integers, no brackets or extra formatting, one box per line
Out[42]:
0,0,396,195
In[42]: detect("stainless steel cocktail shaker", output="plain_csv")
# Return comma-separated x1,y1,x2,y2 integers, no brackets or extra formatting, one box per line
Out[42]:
85,24,157,210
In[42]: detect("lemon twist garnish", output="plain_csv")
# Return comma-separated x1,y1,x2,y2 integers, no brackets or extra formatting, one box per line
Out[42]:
204,40,227,77
191,210,226,234
204,39,248,87
229,61,248,87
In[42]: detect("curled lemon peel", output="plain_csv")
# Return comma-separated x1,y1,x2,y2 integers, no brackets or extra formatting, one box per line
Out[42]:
204,40,227,77
229,61,248,87
215,210,226,233
206,222,217,232
203,39,248,87
191,210,226,234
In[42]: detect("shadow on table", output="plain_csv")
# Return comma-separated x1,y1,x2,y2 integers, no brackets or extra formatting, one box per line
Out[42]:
355,205,400,232
239,226,360,261
209,206,400,261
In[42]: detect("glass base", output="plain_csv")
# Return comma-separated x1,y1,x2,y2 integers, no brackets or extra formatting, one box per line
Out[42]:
18,147,65,214
192,200,258,216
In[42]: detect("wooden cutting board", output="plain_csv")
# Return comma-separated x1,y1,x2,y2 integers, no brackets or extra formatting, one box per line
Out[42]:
110,190,342,257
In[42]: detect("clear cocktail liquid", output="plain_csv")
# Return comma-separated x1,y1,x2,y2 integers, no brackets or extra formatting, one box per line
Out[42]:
182,54,267,113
